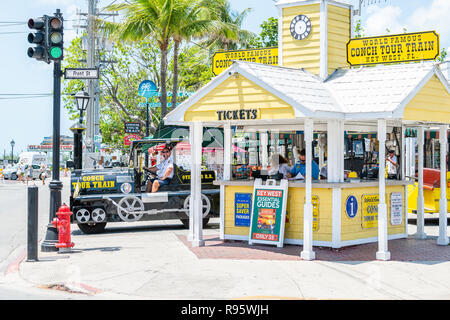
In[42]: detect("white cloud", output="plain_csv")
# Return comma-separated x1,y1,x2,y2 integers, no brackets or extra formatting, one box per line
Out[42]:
406,0,450,40
364,5,404,36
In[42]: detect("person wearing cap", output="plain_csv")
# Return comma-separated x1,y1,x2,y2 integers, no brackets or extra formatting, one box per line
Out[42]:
286,148,320,180
386,149,398,179
144,146,174,192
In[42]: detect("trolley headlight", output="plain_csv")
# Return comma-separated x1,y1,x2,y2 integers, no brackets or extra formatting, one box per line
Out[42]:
120,182,132,194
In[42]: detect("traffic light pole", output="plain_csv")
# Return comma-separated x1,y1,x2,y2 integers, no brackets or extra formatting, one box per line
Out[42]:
41,60,63,252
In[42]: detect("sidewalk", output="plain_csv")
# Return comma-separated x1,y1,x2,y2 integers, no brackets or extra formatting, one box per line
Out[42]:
8,218,450,300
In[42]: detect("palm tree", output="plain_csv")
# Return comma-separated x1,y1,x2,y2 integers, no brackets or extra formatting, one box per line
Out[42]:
102,0,184,118
170,0,218,109
203,0,255,52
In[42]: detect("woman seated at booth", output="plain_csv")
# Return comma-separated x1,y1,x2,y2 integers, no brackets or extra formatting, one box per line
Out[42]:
267,154,290,179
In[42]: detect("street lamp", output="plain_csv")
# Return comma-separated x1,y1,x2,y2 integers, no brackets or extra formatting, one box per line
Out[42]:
70,91,90,170
74,90,90,123
10,139,15,163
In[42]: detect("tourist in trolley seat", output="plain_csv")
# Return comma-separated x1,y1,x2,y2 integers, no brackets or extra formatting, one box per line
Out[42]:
143,146,174,192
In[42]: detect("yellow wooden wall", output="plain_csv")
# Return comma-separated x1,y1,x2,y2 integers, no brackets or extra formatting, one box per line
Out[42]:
224,185,333,242
327,4,350,75
403,75,450,124
340,186,406,242
184,75,295,122
281,4,321,74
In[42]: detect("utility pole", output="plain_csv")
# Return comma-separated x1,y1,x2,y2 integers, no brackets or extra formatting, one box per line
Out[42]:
76,0,118,159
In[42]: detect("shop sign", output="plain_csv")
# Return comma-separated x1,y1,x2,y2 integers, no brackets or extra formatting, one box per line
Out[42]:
212,47,278,76
249,179,288,247
390,192,403,225
124,134,141,146
216,109,259,121
361,194,379,229
28,144,73,151
347,31,439,66
234,193,252,227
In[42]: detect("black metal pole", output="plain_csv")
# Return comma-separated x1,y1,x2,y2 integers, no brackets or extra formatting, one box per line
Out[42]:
145,101,149,167
41,60,63,252
27,186,38,261
11,146,13,163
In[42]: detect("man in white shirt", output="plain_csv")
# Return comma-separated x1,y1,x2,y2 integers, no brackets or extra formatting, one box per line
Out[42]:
144,146,174,192
386,149,398,179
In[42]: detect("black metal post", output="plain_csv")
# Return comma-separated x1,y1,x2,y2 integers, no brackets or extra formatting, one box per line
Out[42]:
41,60,63,252
27,186,38,261
145,101,150,167
10,145,13,163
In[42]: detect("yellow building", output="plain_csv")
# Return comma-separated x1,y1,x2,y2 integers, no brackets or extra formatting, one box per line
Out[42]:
165,0,450,260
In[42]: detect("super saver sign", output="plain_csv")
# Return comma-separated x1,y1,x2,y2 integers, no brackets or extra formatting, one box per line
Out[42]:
347,31,439,66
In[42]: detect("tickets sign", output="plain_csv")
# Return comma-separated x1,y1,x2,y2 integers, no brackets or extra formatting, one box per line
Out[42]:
212,47,278,76
347,31,439,66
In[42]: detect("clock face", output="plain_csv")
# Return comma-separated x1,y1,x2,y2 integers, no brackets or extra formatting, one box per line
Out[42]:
290,14,312,40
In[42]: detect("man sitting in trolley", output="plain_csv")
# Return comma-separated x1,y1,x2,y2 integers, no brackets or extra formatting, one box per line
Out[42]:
143,146,174,193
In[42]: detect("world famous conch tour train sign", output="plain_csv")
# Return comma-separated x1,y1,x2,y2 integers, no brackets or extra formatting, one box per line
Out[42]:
347,31,439,66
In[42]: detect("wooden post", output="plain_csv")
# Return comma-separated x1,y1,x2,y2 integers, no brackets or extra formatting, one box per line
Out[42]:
191,122,204,247
376,119,390,261
415,126,427,239
437,125,449,246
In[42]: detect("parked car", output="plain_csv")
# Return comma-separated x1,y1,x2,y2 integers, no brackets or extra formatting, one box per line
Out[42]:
69,137,220,234
3,165,18,180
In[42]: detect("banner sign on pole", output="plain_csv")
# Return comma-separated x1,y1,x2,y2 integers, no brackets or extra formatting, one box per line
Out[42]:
235,193,252,227
347,31,439,66
212,47,278,76
249,179,288,247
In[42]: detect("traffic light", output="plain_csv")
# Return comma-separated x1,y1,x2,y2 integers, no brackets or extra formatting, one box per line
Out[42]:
47,14,63,61
27,16,48,63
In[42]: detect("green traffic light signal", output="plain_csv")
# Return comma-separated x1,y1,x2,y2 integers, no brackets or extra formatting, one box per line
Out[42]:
49,46,62,59
48,15,63,61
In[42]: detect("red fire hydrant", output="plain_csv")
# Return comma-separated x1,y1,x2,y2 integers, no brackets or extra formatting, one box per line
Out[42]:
52,204,75,252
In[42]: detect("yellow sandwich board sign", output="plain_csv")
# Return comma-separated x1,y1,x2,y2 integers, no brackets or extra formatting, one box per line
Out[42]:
212,47,278,76
347,31,439,66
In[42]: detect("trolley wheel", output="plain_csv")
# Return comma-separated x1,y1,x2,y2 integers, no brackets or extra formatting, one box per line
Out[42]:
77,222,107,234
180,218,210,229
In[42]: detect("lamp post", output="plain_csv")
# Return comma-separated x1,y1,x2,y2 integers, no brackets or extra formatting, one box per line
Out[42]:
10,139,15,164
70,91,90,170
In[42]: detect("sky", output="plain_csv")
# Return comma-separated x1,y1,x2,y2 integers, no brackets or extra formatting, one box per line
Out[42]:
0,0,449,158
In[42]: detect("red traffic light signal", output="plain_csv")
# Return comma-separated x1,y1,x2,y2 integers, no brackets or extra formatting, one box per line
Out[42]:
27,16,48,63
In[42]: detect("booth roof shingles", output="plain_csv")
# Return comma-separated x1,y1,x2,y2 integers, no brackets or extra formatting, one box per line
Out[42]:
165,60,450,123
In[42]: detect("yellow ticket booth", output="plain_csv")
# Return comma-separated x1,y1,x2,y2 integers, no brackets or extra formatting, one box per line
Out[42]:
164,0,450,259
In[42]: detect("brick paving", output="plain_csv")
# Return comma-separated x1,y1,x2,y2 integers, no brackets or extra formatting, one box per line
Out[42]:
178,235,450,261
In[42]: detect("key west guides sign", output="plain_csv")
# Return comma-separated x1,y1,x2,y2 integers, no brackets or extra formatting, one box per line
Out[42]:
249,179,288,248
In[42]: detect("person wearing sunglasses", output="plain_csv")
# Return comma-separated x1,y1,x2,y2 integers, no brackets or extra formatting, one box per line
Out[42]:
144,146,174,192
286,148,319,180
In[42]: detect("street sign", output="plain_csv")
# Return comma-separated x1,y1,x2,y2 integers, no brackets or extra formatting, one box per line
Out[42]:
212,47,278,76
347,31,440,66
64,68,99,79
138,80,158,98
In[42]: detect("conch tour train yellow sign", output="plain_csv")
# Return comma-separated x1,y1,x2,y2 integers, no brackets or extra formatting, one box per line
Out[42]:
212,47,278,76
347,31,439,66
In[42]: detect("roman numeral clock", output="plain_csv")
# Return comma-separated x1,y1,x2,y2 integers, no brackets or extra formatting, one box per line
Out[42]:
290,14,312,40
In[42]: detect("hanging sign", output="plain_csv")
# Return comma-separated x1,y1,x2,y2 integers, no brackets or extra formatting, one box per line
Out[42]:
212,47,278,76
235,193,252,227
390,192,403,225
347,31,439,66
249,179,288,247
124,122,141,134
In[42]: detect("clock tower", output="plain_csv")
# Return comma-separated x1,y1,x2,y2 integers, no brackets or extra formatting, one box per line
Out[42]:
276,0,352,79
